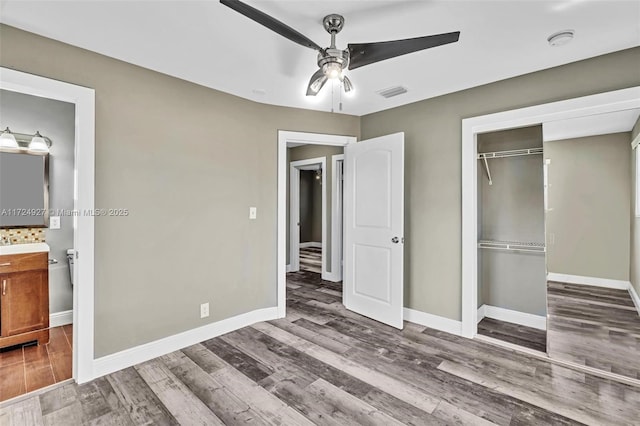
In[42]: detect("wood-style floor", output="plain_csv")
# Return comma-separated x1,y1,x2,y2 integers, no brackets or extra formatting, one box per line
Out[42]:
477,317,547,353
2,274,640,425
0,325,72,403
547,281,640,380
299,247,322,273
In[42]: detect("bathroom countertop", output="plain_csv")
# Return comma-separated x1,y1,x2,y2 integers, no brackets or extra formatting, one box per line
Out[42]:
0,242,50,256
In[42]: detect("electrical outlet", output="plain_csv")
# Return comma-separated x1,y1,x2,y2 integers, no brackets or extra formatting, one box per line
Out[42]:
49,216,61,229
249,207,257,219
200,302,209,318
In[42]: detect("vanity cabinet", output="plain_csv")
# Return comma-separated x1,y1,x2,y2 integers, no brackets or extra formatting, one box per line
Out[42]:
0,252,49,349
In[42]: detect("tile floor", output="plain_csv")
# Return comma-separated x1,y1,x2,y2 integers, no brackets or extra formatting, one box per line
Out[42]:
0,325,72,403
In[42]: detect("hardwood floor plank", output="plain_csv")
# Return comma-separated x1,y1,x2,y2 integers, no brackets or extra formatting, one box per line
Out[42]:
201,338,273,383
180,343,227,375
438,359,632,425
252,321,441,414
135,359,224,425
0,396,44,426
306,378,405,426
106,367,179,425
431,400,498,426
269,318,351,354
209,359,314,425
160,350,267,425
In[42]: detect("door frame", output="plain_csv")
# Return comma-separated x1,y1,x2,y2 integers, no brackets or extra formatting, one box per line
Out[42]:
331,154,345,283
289,157,326,276
1,67,96,383
277,131,356,317
461,86,640,339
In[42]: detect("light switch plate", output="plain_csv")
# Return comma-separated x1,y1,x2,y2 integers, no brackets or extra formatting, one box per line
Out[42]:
50,216,61,229
249,207,257,219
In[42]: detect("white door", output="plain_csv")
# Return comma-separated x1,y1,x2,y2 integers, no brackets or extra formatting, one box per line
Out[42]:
344,133,404,329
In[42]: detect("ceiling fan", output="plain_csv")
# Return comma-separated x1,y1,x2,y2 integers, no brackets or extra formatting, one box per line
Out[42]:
220,0,460,96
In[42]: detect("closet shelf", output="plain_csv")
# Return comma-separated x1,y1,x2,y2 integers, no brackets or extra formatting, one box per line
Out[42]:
477,147,543,160
477,147,543,186
478,240,546,253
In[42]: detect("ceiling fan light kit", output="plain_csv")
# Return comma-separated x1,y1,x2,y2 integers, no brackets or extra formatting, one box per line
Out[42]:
221,0,460,102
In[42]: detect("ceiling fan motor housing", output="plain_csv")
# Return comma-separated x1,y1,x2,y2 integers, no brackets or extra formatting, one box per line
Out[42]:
318,48,350,75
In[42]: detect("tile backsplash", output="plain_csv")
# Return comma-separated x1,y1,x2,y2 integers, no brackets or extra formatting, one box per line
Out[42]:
0,228,46,244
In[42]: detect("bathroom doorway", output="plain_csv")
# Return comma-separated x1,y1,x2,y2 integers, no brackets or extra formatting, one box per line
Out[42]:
0,67,96,399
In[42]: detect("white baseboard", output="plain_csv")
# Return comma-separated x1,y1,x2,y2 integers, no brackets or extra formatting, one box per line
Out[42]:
403,308,462,336
321,271,342,282
92,307,279,380
477,304,486,322
50,310,73,327
299,242,322,249
477,304,546,330
629,283,640,317
547,272,631,290
286,264,292,273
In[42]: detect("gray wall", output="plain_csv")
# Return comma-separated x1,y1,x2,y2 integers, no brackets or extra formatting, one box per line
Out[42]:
478,126,546,316
0,89,74,315
287,145,344,272
299,170,322,243
544,133,631,281
361,46,640,320
0,25,360,357
631,118,640,295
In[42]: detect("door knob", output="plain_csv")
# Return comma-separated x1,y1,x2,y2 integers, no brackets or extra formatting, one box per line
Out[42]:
391,237,399,243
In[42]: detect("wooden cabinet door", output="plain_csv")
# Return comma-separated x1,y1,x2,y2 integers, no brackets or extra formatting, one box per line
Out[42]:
1,270,49,337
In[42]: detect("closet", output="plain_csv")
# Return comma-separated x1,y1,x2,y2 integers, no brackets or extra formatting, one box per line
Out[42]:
476,125,547,352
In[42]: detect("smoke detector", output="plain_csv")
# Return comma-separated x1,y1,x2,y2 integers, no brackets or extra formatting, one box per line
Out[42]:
547,30,575,47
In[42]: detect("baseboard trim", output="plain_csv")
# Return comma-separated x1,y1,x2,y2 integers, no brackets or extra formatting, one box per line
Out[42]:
477,304,546,330
322,271,341,283
629,283,640,317
403,308,462,336
50,310,73,327
547,272,630,290
92,307,279,380
299,242,322,249
286,264,292,273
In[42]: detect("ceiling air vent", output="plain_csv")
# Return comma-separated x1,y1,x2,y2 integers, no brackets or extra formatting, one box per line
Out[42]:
377,86,408,99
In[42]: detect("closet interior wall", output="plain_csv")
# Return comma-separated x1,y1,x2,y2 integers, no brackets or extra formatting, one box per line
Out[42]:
477,125,546,316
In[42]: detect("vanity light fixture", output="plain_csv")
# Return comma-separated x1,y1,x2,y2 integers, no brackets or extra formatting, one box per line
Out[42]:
0,127,19,149
0,127,52,152
28,131,49,152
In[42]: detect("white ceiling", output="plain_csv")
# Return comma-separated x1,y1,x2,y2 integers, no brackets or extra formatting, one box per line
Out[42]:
1,1,638,116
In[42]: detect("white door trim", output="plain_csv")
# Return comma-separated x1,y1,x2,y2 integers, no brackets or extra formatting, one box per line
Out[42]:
290,156,326,276
330,154,345,282
461,86,640,339
277,131,356,318
1,67,96,383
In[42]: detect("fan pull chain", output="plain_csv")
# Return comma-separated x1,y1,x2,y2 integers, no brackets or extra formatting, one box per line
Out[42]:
331,80,335,113
339,81,343,112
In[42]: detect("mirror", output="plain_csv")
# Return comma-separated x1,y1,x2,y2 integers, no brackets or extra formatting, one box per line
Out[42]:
0,151,49,228
544,108,640,381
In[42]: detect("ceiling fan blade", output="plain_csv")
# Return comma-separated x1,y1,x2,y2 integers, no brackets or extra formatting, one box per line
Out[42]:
348,31,460,70
220,0,322,51
306,68,328,96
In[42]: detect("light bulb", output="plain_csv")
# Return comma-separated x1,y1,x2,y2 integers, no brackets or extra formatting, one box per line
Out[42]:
324,63,342,80
29,131,49,152
0,127,18,149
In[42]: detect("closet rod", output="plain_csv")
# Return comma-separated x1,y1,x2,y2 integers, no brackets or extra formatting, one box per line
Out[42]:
477,147,543,160
478,240,546,253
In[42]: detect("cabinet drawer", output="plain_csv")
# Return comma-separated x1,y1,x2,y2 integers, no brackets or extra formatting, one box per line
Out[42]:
0,252,48,273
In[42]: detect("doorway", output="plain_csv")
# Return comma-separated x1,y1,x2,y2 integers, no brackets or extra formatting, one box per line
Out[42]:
0,67,96,390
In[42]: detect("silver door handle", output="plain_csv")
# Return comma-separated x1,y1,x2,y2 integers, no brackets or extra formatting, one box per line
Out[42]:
2,279,6,296
391,237,399,243
0,262,10,267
